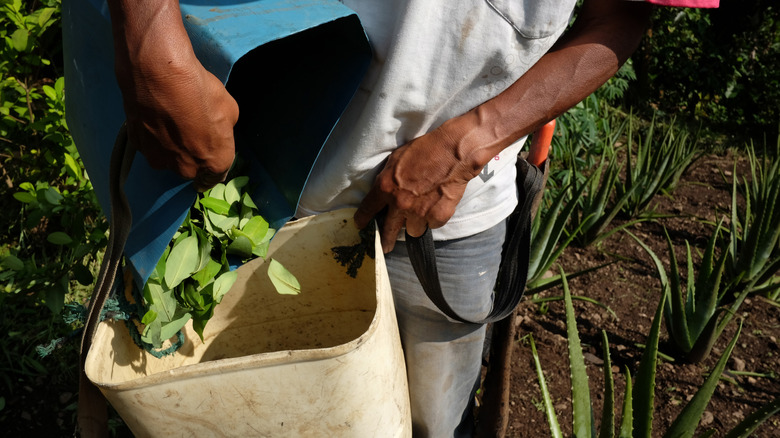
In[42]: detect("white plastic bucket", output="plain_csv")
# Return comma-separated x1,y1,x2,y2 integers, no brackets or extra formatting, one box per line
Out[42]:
85,209,411,437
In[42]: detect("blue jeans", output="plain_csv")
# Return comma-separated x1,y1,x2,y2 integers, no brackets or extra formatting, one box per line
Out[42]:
385,220,506,438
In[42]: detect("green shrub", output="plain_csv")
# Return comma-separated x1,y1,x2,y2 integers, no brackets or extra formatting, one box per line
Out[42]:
630,3,780,141
1,0,105,314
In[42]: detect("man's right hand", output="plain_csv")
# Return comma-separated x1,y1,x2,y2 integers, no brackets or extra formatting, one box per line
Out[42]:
108,0,239,192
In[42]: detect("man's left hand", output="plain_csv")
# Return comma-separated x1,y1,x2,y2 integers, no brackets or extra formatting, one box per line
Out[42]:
354,127,477,253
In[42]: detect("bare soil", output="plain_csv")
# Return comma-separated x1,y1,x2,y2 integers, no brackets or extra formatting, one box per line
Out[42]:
505,151,780,437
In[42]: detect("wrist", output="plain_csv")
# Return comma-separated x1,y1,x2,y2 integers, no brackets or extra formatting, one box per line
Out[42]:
437,107,507,179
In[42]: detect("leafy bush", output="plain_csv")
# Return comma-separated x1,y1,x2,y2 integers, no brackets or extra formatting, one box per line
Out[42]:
1,0,106,314
630,3,780,140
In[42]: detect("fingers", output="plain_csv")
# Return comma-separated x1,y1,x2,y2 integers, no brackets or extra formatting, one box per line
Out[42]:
354,188,384,230
356,191,437,253
404,215,428,238
193,166,230,193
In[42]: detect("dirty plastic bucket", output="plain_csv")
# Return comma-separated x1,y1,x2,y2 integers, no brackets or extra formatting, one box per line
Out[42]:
84,209,411,437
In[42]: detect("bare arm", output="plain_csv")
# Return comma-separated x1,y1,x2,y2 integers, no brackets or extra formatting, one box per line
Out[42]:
107,0,239,191
355,0,652,252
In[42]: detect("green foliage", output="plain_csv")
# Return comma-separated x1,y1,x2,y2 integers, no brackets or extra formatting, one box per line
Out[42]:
630,4,780,140
1,0,106,314
627,225,729,363
723,141,780,295
528,272,774,438
526,181,590,291
597,59,637,105
617,116,702,218
567,145,644,248
140,176,275,347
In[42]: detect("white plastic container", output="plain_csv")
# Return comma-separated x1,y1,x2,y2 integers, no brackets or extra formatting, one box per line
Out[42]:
85,209,411,437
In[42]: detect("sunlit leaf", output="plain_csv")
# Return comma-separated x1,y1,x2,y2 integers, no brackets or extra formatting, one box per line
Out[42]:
267,259,301,295
192,259,222,288
62,153,81,180
212,270,237,303
164,235,199,289
141,319,162,349
11,28,29,52
223,179,242,205
242,192,258,210
159,311,192,342
42,85,56,100
141,309,158,326
241,215,270,245
144,281,177,322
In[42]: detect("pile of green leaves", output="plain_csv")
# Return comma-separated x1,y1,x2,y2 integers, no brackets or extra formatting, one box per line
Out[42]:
139,176,278,349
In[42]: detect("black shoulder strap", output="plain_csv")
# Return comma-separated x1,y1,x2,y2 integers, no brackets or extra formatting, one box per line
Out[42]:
405,158,546,324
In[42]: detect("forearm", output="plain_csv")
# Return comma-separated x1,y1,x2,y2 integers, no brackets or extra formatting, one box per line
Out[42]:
442,0,652,177
107,0,195,89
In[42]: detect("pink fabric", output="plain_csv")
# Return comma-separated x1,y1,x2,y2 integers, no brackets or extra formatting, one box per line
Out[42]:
644,0,719,7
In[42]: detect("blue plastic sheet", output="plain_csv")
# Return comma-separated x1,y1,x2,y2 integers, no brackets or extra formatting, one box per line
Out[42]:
62,0,370,288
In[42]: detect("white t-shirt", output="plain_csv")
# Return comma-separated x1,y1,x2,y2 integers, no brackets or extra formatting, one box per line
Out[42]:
297,0,577,240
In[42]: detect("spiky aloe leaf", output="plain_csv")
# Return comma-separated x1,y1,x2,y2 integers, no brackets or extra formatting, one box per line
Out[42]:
529,334,563,438
632,291,666,438
598,330,615,438
721,398,780,438
626,230,692,353
528,182,589,285
527,260,613,294
562,270,592,437
663,228,693,352
662,322,743,438
691,219,728,334
736,147,780,281
684,241,696,321
618,367,633,438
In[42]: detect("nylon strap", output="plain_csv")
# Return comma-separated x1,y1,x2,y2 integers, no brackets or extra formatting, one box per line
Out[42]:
77,123,135,438
405,158,546,324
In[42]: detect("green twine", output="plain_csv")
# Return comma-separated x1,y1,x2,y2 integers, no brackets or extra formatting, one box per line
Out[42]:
115,284,184,358
37,276,185,359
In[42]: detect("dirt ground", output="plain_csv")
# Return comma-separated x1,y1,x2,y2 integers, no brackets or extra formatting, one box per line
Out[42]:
504,151,780,437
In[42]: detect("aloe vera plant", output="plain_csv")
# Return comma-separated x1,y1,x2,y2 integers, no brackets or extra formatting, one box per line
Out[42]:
528,270,776,438
723,141,780,296
526,181,614,293
626,224,729,363
568,147,645,248
617,116,701,218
